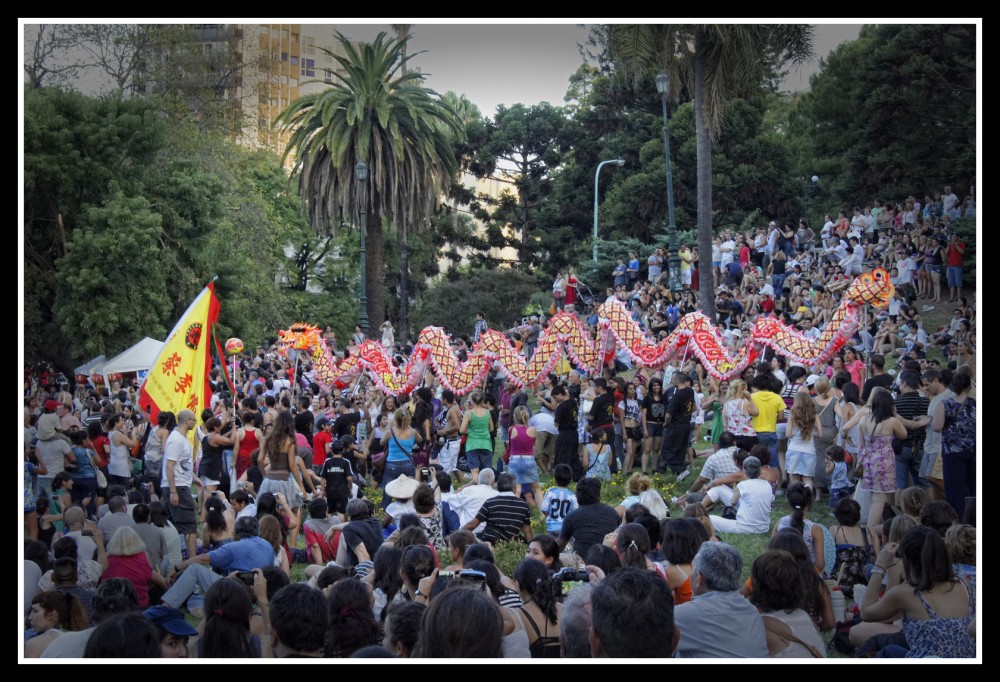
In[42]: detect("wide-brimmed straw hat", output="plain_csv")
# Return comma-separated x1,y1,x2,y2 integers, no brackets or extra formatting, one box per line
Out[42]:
384,474,420,499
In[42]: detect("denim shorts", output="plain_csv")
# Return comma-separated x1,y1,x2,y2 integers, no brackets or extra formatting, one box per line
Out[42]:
466,448,494,472
507,456,539,484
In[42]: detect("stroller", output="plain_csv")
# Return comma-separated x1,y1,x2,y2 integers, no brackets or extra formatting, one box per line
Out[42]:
576,283,595,307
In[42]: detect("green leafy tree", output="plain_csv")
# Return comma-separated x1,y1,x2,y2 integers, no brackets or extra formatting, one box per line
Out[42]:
472,103,570,266
277,31,463,335
54,190,172,358
604,24,813,320
413,269,544,338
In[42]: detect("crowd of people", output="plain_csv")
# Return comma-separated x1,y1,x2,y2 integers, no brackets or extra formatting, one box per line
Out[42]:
22,187,977,659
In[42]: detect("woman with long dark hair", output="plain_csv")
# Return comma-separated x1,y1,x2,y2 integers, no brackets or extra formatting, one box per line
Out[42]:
198,573,270,658
258,411,306,546
512,558,562,658
324,578,382,657
860,525,975,657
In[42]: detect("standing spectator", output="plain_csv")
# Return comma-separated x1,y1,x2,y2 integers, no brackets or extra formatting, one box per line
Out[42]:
552,271,566,310
944,233,966,303
673,542,768,658
655,372,696,478
647,248,664,285
163,409,200,560
540,463,577,534
750,374,784,469
612,257,627,288
930,372,975,518
919,368,953,501
860,354,894,403
893,371,930,490
679,244,694,289
473,311,489,345
627,251,641,287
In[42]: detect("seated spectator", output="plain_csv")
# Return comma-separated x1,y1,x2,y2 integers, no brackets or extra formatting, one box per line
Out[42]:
463,473,532,544
102,526,168,609
590,567,677,657
558,581,594,658
415,585,504,658
143,605,198,658
557,477,621,562
673,542,768,658
83,612,161,658
160,516,274,616
382,600,424,658
748,550,827,657
324,578,382,657
39,534,104,591
197,572,270,658
41,578,138,658
25,591,89,657
708,456,774,534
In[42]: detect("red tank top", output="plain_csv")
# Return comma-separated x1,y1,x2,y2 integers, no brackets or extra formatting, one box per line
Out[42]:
509,425,535,456
237,427,260,458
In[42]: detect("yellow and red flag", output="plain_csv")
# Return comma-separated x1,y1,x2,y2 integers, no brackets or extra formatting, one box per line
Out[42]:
138,282,221,443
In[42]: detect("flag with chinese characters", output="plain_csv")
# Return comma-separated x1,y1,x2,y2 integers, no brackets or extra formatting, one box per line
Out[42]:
138,282,221,444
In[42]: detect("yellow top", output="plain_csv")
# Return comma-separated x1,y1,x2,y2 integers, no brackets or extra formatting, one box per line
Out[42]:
751,390,785,433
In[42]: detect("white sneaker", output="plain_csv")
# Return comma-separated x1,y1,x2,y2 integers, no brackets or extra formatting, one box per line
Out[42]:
677,469,691,482
922,304,935,312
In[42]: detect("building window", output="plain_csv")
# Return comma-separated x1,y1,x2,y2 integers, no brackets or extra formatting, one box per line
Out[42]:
301,69,315,77
290,55,298,65
324,68,334,84
281,52,288,61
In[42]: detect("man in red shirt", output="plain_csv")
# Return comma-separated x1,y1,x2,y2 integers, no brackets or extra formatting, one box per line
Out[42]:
945,234,966,303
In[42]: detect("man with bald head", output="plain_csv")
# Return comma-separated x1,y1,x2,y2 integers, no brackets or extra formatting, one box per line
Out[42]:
163,409,200,558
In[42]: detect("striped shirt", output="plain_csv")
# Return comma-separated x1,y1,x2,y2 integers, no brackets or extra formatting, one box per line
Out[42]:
475,493,531,544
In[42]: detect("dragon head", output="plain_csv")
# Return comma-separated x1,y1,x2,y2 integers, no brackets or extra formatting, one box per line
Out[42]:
277,323,323,351
844,268,895,309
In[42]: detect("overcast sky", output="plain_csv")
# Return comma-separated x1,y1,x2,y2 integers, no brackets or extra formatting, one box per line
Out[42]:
339,22,862,117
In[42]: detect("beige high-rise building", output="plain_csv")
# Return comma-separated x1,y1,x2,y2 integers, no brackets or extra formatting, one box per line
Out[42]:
192,24,350,163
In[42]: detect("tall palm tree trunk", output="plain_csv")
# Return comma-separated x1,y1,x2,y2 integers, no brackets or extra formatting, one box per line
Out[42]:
398,214,410,342
367,207,386,334
694,29,717,322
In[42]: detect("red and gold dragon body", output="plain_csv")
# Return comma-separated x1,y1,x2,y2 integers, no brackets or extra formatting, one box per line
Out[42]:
276,269,893,395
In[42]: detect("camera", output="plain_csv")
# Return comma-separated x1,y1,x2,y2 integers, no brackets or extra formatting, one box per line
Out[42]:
236,571,256,586
551,567,590,583
141,482,152,493
420,467,431,481
81,530,94,537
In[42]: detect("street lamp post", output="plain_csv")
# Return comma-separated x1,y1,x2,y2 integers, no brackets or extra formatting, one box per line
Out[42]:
655,72,681,294
356,161,369,337
593,158,625,262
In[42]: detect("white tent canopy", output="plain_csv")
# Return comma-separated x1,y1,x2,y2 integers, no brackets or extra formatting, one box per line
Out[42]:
91,337,164,375
74,354,106,376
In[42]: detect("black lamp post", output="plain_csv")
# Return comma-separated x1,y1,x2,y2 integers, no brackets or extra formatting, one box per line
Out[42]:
356,161,369,336
655,72,681,294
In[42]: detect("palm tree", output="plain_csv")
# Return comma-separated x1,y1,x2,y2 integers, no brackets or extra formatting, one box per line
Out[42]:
607,24,813,320
277,31,463,333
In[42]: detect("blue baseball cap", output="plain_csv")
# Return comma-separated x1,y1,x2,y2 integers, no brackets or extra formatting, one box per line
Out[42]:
143,605,198,636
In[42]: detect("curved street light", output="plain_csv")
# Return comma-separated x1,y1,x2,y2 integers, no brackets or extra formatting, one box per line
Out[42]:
593,158,625,261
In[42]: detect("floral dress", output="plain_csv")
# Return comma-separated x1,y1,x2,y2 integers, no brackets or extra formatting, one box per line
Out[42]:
418,502,447,552
723,399,756,438
901,584,975,658
857,425,895,494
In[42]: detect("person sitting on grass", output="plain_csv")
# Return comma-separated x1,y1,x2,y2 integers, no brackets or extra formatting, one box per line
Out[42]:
772,483,826,575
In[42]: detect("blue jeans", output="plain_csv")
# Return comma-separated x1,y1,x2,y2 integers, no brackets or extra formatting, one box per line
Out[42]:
381,459,416,509
877,645,909,658
946,265,962,289
756,432,778,468
161,563,222,612
895,444,924,490
772,273,786,295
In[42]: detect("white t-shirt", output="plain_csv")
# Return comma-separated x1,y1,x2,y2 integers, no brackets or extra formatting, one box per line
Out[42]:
162,429,194,488
896,257,916,284
720,240,736,265
735,478,774,533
